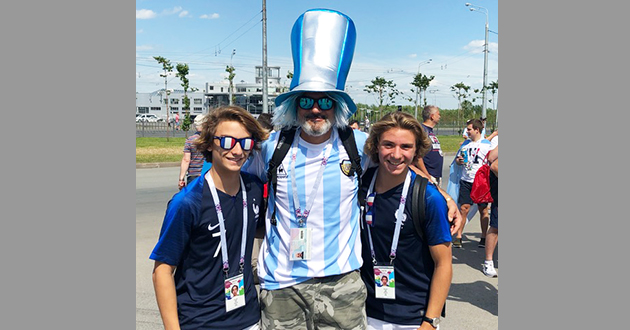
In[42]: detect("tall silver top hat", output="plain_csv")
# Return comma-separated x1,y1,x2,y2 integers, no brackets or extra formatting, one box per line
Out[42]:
274,9,357,116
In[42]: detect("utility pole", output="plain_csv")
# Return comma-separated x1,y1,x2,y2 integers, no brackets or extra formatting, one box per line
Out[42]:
262,0,268,113
229,49,236,105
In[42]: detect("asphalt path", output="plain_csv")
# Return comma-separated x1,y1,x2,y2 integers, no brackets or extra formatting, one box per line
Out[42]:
135,154,498,329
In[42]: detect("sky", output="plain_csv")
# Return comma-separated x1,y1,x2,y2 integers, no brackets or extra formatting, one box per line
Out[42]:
136,0,498,110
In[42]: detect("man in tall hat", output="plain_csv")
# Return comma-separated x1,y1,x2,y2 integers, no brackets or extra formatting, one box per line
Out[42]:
244,9,461,329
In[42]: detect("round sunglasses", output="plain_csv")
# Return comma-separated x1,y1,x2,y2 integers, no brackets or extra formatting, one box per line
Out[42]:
298,96,335,110
213,136,255,151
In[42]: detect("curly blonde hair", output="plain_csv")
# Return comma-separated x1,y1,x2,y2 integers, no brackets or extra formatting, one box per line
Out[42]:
364,111,431,164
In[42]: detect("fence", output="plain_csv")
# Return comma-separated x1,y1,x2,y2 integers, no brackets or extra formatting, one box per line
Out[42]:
136,120,497,138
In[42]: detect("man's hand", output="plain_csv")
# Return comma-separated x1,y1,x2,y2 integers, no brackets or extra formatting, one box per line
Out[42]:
446,198,463,235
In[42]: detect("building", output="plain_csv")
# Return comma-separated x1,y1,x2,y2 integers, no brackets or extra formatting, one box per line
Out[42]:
136,66,287,119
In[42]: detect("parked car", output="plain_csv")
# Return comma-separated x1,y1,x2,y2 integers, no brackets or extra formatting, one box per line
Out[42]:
136,114,163,123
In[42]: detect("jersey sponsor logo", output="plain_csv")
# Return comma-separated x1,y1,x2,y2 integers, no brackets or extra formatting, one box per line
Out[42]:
339,159,352,177
208,222,220,231
277,164,288,179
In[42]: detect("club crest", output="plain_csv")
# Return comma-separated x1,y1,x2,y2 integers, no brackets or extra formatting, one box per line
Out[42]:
339,159,353,177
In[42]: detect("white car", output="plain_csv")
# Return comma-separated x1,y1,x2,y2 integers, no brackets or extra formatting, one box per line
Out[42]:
136,114,163,123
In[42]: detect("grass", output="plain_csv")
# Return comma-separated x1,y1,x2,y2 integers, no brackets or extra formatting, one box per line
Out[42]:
136,137,187,163
136,135,464,163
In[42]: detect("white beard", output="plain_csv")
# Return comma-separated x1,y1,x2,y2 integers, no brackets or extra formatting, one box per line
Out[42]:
300,117,333,137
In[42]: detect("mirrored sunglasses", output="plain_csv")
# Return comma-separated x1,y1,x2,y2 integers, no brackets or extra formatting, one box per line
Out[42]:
213,136,255,151
298,96,335,110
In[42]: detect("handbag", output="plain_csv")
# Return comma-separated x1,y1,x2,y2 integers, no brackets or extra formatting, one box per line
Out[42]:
470,154,494,204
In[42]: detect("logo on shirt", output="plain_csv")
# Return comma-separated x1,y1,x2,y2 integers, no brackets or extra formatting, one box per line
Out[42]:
339,159,353,177
253,200,260,220
277,164,288,179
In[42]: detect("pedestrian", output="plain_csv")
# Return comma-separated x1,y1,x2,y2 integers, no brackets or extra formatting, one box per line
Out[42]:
349,119,361,130
414,105,444,187
449,118,495,248
360,111,452,330
483,145,498,277
178,114,206,190
175,112,180,130
242,9,462,329
150,105,269,330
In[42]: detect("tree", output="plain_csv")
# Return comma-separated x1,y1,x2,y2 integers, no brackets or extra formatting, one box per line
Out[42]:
488,80,498,110
411,72,435,117
154,56,174,141
226,65,236,105
451,82,471,129
364,76,400,119
176,63,193,135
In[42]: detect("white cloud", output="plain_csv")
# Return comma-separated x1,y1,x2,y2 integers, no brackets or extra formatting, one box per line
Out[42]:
163,6,183,15
136,9,156,19
136,45,153,51
179,10,189,18
200,13,220,19
137,29,143,34
409,54,417,58
464,40,498,55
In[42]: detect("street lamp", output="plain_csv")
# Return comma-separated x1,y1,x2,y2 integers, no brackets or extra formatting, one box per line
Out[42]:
229,49,236,105
414,59,432,119
465,2,489,119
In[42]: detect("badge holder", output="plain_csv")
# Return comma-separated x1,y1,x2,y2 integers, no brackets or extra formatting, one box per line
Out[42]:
290,225,312,261
374,265,395,299
224,272,245,312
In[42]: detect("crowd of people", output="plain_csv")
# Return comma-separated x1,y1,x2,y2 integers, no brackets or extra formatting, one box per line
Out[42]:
149,8,497,330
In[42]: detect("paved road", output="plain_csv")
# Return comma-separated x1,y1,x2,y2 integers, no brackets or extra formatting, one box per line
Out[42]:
136,154,498,329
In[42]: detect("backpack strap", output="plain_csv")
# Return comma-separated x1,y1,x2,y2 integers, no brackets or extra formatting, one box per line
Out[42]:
338,126,363,178
266,127,296,225
411,174,447,317
411,174,428,241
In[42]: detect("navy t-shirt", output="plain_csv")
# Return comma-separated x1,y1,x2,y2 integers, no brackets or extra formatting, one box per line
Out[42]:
150,171,263,330
421,124,444,179
359,168,452,325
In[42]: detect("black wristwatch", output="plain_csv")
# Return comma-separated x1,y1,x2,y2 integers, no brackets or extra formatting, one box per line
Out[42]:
422,316,440,328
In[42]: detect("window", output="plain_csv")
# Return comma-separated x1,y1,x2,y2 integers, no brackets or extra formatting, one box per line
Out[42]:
193,107,202,113
150,107,161,111
171,99,179,104
209,86,214,91
194,99,202,104
170,107,179,112
137,107,149,114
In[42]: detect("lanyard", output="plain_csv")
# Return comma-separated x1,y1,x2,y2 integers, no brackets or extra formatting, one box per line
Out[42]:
206,173,248,277
290,128,335,227
365,169,412,265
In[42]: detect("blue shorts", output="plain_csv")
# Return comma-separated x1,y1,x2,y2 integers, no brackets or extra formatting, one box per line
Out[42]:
490,201,498,229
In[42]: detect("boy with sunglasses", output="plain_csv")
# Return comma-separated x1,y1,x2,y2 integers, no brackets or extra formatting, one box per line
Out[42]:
150,106,269,330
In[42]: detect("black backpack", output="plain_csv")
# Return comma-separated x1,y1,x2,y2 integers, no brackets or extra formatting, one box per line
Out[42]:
264,126,363,225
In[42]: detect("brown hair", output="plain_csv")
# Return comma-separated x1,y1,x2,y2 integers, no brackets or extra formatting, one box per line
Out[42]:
193,106,270,163
467,118,484,132
364,111,431,164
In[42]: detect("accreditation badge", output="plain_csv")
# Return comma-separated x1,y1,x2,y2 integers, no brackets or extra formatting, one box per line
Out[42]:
374,265,395,299
289,227,312,261
224,274,246,312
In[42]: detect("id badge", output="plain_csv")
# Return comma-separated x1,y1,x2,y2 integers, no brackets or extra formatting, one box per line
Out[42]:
290,227,312,261
224,274,246,312
374,266,395,299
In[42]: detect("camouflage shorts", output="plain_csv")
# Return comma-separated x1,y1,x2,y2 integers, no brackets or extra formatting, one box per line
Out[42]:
260,270,367,330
